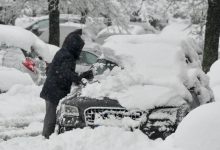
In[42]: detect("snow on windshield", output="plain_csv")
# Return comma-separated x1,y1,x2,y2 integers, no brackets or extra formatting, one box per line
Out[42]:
81,21,213,110
0,25,58,63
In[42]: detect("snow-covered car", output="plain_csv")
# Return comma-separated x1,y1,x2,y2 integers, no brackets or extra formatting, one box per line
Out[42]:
56,57,187,140
39,23,85,47
25,18,69,36
95,24,155,44
56,23,214,140
0,25,102,89
23,14,82,36
0,24,59,86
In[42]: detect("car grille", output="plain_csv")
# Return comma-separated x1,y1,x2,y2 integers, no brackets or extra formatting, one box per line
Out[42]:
84,107,143,126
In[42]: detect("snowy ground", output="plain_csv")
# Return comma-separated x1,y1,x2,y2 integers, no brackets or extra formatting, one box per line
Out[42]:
0,84,219,150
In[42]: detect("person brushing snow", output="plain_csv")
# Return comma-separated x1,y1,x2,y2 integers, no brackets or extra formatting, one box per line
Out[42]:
40,29,85,139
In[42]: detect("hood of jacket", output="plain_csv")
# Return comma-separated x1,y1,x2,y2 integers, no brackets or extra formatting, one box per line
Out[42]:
62,29,85,59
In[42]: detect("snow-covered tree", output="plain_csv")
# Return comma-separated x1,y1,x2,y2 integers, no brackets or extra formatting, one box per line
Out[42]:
0,0,47,24
202,0,220,73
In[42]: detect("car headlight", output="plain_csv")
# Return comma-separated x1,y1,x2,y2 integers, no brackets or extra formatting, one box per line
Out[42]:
61,104,79,116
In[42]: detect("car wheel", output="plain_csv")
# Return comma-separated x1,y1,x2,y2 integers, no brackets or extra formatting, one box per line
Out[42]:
140,118,177,140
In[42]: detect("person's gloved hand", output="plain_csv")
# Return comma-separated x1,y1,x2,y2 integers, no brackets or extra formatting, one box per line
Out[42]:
79,70,94,80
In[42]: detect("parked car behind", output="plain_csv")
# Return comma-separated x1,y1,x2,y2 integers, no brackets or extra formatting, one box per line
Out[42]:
0,24,102,91
39,23,84,47
0,24,58,86
22,14,82,37
56,24,214,140
25,18,69,36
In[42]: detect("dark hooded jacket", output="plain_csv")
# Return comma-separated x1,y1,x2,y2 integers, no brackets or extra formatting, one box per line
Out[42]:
40,29,85,105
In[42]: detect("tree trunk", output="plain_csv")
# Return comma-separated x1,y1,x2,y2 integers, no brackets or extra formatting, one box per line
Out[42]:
48,0,60,46
202,0,220,73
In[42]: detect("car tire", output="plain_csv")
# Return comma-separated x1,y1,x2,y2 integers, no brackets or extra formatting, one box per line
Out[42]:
140,118,177,140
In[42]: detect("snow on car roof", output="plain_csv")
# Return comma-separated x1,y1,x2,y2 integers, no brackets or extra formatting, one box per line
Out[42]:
97,24,147,39
0,25,58,63
81,21,213,110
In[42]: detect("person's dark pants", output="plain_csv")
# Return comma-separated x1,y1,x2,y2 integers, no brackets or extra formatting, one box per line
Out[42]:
42,101,57,139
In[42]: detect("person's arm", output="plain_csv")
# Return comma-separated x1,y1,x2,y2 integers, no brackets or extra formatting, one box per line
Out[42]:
79,70,94,80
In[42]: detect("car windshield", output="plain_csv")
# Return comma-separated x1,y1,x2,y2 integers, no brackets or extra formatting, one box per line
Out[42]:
93,59,118,75
77,51,98,65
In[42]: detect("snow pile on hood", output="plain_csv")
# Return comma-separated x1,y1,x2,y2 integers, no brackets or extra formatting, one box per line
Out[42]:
0,25,58,63
174,102,220,150
81,22,213,110
208,60,220,102
0,67,34,91
0,85,44,140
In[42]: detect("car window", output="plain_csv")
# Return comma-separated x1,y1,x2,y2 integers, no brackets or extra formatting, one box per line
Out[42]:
36,20,49,29
60,18,68,23
93,59,118,75
77,51,98,65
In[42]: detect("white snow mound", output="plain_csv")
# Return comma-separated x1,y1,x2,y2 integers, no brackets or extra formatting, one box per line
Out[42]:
0,67,34,91
174,102,220,150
